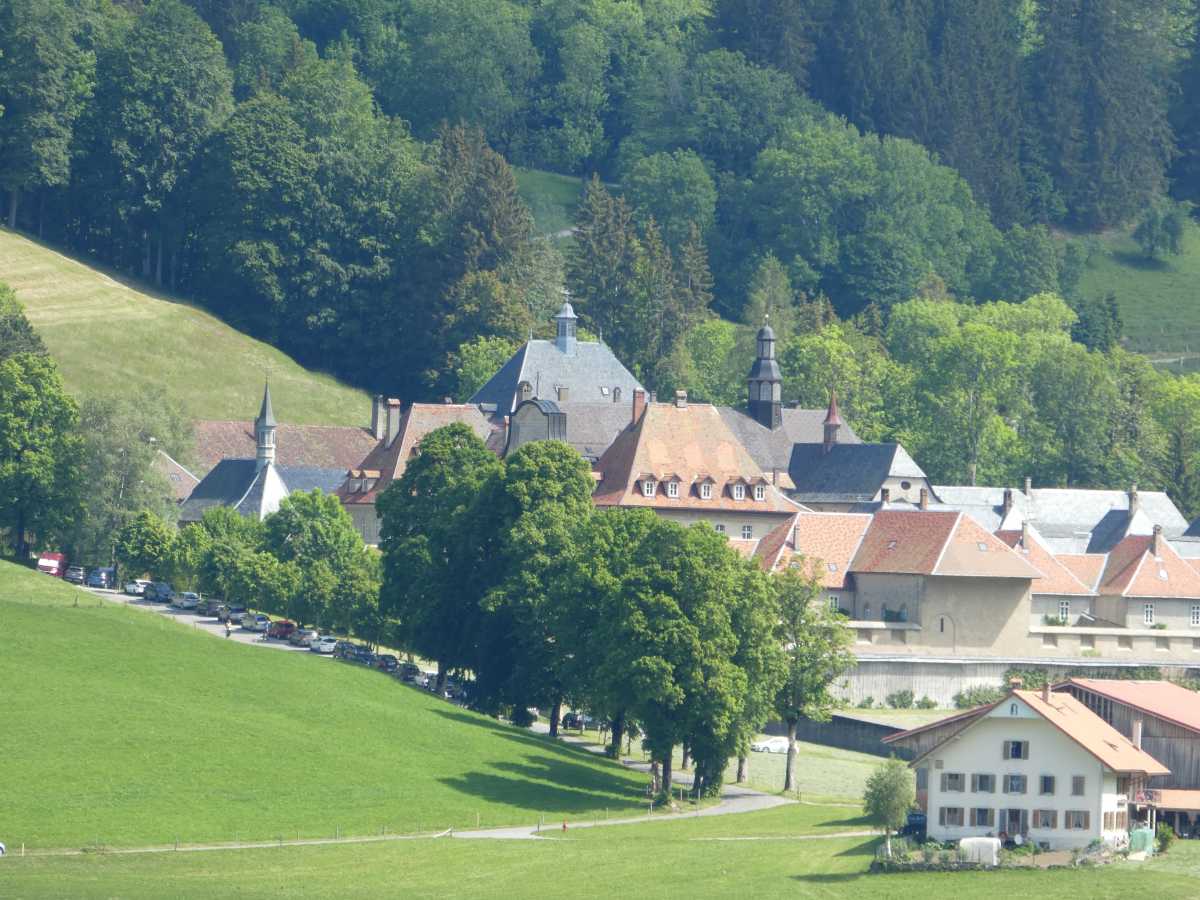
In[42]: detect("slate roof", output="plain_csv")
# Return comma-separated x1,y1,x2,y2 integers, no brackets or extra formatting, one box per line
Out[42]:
180,460,344,522
530,401,632,461
718,406,861,476
785,442,926,504
850,510,1042,579
193,421,377,477
338,403,497,506
469,339,644,413
934,486,1189,554
593,401,801,515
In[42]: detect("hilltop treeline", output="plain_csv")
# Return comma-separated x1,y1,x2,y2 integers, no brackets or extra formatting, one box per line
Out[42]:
4,0,1200,510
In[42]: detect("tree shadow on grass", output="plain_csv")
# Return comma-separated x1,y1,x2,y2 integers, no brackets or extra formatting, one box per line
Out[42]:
834,838,881,857
814,815,872,829
437,769,636,817
1111,250,1173,272
429,708,624,766
490,757,644,800
789,873,864,884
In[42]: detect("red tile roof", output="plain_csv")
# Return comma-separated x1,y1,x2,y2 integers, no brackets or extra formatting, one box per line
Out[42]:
1060,679,1200,735
1098,534,1200,598
895,690,1169,776
995,526,1093,595
757,511,872,587
1058,554,1106,592
592,402,800,515
1013,689,1169,776
850,510,1041,579
337,403,498,506
193,421,378,477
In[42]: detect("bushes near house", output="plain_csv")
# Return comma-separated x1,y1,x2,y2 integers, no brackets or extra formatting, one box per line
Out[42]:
916,696,937,709
953,685,1005,709
1157,823,1176,854
886,690,914,709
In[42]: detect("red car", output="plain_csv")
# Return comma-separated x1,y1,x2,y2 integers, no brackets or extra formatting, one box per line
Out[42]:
266,620,296,640
37,552,67,577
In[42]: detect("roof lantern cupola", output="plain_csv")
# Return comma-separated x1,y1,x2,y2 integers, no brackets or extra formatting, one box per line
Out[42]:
254,380,277,471
747,317,782,430
554,299,578,355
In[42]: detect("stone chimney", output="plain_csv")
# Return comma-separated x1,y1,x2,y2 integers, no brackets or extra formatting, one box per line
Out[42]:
1002,487,1013,519
631,389,646,425
1024,475,1032,497
370,395,386,440
880,487,890,503
919,487,929,510
1042,682,1051,703
385,398,402,447
1129,483,1140,516
1021,518,1031,549
1132,718,1144,750
1153,524,1165,557
674,390,687,409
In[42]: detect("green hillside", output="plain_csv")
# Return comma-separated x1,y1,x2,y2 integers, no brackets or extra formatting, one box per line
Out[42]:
0,228,367,424
515,167,585,238
1074,221,1200,370
5,805,1198,899
0,562,645,849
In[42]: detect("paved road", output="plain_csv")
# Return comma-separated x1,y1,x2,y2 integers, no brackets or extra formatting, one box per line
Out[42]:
81,586,319,653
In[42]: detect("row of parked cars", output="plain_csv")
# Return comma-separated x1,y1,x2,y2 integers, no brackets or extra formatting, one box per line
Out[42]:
121,577,470,699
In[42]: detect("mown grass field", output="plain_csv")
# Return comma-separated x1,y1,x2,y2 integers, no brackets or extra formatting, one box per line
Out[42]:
515,167,585,238
0,228,367,424
0,562,647,849
1073,221,1200,369
3,805,1198,899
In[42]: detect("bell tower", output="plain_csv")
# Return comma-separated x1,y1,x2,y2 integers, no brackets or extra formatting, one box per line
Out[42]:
747,322,782,429
255,381,277,471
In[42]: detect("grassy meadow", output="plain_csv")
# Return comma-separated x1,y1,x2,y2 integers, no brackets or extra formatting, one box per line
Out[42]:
0,227,367,424
0,562,647,849
3,805,1198,899
515,167,586,238
1073,221,1200,369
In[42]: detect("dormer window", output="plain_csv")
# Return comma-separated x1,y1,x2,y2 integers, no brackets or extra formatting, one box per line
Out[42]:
666,481,679,498
732,483,746,501
642,480,657,498
700,482,712,500
754,484,765,501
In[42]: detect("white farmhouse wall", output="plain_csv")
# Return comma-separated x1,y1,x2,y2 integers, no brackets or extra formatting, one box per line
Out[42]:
922,697,1122,850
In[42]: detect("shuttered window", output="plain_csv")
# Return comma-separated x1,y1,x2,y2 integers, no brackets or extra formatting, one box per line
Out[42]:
1002,740,1029,760
938,807,964,827
970,774,995,793
940,772,965,792
1065,810,1090,830
1033,809,1057,829
1072,776,1086,796
1003,774,1027,794
1039,775,1055,795
969,808,995,827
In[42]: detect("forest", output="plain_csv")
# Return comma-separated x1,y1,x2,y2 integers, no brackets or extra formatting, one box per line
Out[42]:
3,0,1200,511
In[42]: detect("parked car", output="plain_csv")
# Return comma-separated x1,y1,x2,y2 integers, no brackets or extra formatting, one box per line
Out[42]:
196,597,224,616
311,636,338,654
266,620,296,640
899,811,927,842
216,604,246,624
171,591,201,610
144,582,174,603
333,640,360,659
124,579,151,596
561,711,593,731
85,568,115,589
290,628,319,647
375,654,400,674
64,566,86,584
353,647,378,666
37,552,68,577
241,612,270,632
750,736,790,754
399,662,422,682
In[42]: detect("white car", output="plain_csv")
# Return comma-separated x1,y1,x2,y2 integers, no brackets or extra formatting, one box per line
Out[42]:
241,613,271,632
310,636,338,654
750,736,790,754
171,591,200,610
124,579,150,596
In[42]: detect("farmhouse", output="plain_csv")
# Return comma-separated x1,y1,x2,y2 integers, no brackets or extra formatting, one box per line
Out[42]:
886,685,1169,849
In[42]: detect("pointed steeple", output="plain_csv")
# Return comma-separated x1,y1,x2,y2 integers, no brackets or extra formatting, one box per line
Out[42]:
254,380,276,471
822,390,843,454
747,318,782,429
